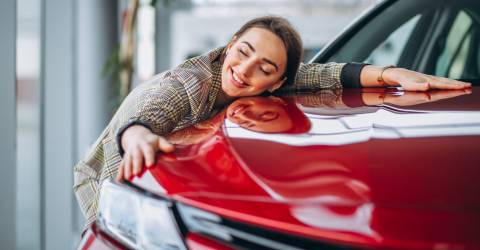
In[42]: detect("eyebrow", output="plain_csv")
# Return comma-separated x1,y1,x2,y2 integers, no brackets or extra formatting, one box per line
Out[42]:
241,41,279,71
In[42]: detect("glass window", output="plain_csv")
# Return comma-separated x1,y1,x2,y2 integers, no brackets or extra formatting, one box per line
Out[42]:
435,11,477,79
364,15,420,66
449,32,472,78
320,0,480,81
322,0,438,65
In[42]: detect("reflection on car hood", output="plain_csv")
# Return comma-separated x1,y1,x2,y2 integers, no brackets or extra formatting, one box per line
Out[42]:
131,88,480,249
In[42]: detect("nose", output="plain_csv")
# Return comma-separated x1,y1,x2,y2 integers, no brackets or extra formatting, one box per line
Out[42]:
236,58,255,78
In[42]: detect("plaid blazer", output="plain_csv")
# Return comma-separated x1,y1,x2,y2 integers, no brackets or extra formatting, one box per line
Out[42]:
73,47,345,227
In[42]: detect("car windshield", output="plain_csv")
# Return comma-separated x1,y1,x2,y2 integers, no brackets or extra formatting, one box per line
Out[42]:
316,0,480,82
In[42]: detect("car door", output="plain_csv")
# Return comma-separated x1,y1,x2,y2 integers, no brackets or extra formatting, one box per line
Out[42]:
424,3,480,83
313,0,480,85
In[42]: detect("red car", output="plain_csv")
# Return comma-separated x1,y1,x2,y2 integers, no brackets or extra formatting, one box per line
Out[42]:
78,0,480,249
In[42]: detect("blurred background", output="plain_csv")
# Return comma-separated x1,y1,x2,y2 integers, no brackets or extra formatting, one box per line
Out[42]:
1,0,377,249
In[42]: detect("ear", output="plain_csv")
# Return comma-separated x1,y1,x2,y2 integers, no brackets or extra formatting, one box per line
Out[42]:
226,43,232,54
268,77,287,93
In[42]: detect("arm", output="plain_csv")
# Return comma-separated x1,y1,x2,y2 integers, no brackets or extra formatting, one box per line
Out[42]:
286,62,368,91
73,79,190,225
288,63,471,92
281,62,345,92
359,65,471,90
114,79,191,180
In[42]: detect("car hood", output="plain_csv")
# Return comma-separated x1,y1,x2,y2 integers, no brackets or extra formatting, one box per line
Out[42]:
131,88,480,249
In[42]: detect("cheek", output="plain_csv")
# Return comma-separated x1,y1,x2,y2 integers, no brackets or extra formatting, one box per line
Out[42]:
250,75,279,90
225,51,241,66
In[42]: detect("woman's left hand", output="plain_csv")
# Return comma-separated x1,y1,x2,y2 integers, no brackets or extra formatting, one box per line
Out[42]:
384,68,471,91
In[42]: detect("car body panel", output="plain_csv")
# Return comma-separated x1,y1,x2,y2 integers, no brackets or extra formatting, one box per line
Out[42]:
80,0,480,248
130,88,480,249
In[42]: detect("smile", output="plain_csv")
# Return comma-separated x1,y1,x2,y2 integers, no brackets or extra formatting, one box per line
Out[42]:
230,68,248,89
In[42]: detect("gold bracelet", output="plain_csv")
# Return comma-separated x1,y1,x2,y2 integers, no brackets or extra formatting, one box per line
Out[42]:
377,65,396,87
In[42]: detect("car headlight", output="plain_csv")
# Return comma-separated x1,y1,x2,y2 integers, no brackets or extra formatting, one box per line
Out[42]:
97,179,186,250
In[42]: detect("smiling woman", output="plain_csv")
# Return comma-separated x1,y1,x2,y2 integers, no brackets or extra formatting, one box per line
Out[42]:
218,17,300,100
73,15,471,228
220,28,288,99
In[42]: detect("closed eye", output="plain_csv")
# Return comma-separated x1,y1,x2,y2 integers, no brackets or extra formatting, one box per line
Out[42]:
260,111,278,121
260,68,272,75
238,48,248,56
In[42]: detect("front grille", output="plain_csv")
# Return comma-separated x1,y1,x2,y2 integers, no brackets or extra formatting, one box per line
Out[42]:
174,203,359,250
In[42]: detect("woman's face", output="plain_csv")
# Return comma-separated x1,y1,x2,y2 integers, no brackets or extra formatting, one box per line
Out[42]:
221,27,288,97
227,96,293,133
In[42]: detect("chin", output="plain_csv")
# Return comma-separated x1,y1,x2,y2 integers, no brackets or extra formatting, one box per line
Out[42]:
221,83,236,97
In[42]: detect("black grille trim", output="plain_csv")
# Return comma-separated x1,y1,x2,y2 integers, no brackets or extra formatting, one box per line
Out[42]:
175,203,363,250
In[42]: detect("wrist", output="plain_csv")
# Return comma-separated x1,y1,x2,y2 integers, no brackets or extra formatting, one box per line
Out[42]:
381,67,402,87
377,65,398,87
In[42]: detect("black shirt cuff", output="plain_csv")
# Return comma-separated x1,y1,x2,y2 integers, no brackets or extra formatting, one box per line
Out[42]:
116,119,153,156
341,63,369,88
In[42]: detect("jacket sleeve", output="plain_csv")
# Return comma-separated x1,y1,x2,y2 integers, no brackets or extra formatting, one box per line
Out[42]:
280,62,345,92
279,62,368,92
73,76,191,227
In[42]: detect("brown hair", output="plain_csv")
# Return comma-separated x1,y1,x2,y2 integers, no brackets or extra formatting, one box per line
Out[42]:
225,16,303,85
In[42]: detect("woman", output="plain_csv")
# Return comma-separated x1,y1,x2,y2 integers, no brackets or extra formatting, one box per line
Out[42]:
73,16,470,226
226,96,311,134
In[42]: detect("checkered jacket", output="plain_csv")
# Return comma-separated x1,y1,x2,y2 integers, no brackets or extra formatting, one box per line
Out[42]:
73,47,345,227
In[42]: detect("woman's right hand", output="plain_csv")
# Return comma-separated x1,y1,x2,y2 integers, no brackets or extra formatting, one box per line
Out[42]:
116,125,175,181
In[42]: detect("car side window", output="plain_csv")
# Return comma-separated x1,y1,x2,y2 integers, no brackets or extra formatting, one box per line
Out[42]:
435,10,479,79
319,0,435,66
364,15,420,66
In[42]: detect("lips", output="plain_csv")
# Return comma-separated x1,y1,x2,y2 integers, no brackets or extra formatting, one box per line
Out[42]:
229,68,248,89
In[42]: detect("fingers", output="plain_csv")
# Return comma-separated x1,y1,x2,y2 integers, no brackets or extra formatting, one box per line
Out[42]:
118,135,175,181
141,143,156,168
124,152,132,180
122,146,144,180
402,79,471,92
131,147,143,176
429,79,471,90
397,70,472,91
158,137,175,153
442,77,472,87
116,161,124,182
